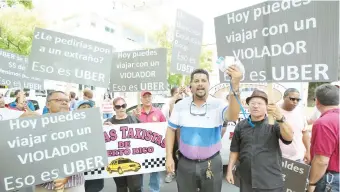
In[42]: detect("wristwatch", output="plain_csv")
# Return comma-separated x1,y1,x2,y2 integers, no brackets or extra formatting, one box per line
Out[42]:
276,116,286,123
231,89,240,96
308,182,317,186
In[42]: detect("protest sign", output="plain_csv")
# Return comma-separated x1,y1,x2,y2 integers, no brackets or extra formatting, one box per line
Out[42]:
0,108,24,121
12,186,34,192
171,9,203,75
84,122,166,179
110,48,167,92
232,158,310,191
27,28,113,87
0,49,43,90
0,108,108,191
215,0,339,82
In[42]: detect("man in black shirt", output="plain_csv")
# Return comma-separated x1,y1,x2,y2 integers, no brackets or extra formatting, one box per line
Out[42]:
226,89,294,192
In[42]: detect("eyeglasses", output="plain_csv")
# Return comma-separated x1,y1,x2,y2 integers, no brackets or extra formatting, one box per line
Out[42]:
249,102,266,107
289,97,301,102
115,104,127,109
190,101,207,116
48,98,69,103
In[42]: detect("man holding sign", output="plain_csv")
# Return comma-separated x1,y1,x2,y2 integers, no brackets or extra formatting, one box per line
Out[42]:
36,91,85,192
226,90,294,192
165,66,241,192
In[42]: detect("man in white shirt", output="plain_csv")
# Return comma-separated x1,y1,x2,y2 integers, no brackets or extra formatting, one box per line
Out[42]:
279,88,310,163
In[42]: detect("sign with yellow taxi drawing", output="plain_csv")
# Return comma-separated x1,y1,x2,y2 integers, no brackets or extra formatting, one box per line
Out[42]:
84,122,167,179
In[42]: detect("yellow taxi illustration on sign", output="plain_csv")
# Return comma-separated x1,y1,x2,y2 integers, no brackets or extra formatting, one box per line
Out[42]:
106,157,141,175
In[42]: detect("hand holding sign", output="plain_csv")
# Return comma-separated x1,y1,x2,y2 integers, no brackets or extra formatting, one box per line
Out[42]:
267,103,283,121
132,106,141,117
54,177,68,191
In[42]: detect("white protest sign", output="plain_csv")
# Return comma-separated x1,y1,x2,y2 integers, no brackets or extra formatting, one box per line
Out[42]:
110,48,168,92
0,49,43,90
170,9,203,75
0,108,108,191
84,122,166,180
27,28,113,87
215,0,339,82
0,108,24,121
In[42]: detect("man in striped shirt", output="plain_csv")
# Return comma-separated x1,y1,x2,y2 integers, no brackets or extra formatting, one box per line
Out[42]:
165,67,242,192
35,91,85,192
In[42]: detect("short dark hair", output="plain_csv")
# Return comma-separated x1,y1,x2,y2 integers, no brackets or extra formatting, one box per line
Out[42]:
190,69,209,83
315,84,339,106
14,90,20,96
170,87,178,96
69,91,76,99
46,91,66,104
283,88,299,98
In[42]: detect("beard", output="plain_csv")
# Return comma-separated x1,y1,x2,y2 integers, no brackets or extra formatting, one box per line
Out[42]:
195,89,206,99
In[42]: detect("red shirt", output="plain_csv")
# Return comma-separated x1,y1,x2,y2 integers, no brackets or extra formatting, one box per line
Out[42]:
311,108,339,172
139,106,166,123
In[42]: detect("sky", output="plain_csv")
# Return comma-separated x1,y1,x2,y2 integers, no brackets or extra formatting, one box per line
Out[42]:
32,0,264,44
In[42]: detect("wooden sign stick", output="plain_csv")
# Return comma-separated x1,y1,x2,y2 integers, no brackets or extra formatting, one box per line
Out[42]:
267,83,275,125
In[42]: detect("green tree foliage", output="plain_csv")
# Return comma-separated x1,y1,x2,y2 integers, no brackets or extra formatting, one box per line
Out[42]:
154,26,213,88
6,0,33,9
0,2,44,56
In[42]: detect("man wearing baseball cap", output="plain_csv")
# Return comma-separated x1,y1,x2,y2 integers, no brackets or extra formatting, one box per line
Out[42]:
133,91,166,192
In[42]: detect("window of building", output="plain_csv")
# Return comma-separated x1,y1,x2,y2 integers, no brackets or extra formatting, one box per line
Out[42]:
105,26,115,33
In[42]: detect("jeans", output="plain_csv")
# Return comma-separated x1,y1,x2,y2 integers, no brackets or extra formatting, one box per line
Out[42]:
315,172,339,192
114,175,142,192
103,113,113,119
84,179,104,192
141,172,161,192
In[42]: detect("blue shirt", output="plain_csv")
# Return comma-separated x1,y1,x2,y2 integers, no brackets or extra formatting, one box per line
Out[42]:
9,100,35,111
168,96,228,160
42,106,49,114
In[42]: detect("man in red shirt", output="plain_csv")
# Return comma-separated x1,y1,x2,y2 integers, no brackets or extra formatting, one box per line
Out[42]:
133,91,166,192
308,84,339,192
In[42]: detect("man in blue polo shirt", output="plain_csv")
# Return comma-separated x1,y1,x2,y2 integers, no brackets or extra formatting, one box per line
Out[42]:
165,66,242,192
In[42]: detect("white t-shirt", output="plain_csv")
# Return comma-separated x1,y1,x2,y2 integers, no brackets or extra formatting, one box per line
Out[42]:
308,107,321,122
0,108,24,121
279,107,308,161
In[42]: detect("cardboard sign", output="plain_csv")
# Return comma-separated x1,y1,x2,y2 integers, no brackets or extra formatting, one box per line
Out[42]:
232,158,310,191
12,186,34,192
214,1,339,82
110,48,168,92
0,108,24,121
27,28,113,87
0,49,43,90
84,122,167,180
170,9,203,75
0,108,108,191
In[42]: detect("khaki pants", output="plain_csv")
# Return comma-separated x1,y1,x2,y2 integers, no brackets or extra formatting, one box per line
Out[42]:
35,185,85,192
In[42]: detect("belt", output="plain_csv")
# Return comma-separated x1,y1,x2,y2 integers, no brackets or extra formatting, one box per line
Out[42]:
178,151,220,162
326,170,339,174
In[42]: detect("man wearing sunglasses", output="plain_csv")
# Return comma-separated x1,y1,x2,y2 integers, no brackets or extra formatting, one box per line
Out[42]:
165,66,242,192
279,88,310,164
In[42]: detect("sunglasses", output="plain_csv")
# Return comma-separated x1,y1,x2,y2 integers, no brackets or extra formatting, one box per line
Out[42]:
115,104,127,109
190,101,207,116
289,97,301,102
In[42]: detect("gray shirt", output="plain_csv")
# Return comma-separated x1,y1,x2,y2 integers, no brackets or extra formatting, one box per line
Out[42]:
230,117,292,190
